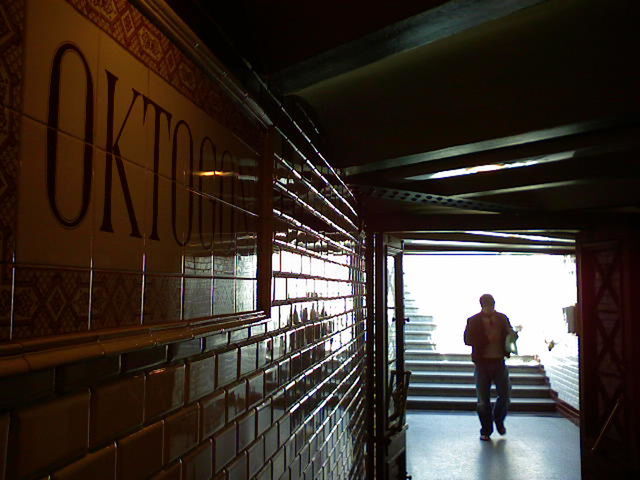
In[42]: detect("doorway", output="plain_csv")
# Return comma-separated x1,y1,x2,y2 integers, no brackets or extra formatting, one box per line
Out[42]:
402,252,581,480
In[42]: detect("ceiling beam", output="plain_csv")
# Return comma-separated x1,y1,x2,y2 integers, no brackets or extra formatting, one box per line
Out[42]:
396,153,640,198
352,185,526,214
347,125,640,184
366,212,640,232
393,232,574,246
345,115,640,178
403,243,573,255
272,0,548,93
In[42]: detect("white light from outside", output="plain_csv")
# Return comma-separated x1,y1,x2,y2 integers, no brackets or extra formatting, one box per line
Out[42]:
464,231,575,244
406,160,540,181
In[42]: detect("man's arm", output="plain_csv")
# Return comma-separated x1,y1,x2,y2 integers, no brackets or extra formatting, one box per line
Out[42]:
504,314,516,335
464,318,473,346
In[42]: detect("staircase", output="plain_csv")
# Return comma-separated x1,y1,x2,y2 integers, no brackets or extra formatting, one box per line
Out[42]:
404,296,437,352
406,352,557,412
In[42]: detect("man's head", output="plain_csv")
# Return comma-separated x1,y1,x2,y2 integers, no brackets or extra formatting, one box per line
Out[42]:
480,294,495,314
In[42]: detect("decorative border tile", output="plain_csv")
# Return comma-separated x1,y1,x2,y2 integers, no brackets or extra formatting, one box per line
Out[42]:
65,0,264,151
0,106,20,265
0,0,24,264
91,271,143,330
143,274,182,325
183,276,212,320
12,267,90,339
0,0,25,112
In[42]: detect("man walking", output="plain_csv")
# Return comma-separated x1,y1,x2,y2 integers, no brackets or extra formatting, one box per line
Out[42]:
464,294,517,441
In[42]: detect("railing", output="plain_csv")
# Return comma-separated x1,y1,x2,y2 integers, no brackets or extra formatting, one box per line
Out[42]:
388,370,413,432
591,395,623,454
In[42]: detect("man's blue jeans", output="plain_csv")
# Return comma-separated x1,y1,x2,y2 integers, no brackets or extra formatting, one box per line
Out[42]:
474,359,510,436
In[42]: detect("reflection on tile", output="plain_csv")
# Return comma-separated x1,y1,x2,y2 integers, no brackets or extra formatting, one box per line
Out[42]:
213,278,235,316
90,374,144,448
91,271,142,330
247,372,264,408
144,174,184,274
200,390,226,439
52,444,116,480
17,119,93,267
235,279,256,313
164,404,199,463
184,251,213,277
264,366,278,397
11,390,90,479
216,349,238,389
150,462,181,480
182,439,212,480
248,436,264,478
187,354,215,403
227,451,247,480
143,275,182,325
213,423,236,474
237,410,256,451
226,382,246,422
117,421,164,480
240,343,257,377
145,364,185,421
264,424,278,460
183,276,212,319
92,155,146,271
256,401,272,436
12,267,90,340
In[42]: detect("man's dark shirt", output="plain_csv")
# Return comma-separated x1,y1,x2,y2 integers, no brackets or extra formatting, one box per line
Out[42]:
464,312,514,362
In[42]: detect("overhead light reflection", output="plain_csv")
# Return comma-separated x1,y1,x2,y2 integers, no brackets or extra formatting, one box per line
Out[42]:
414,160,541,181
193,170,234,177
464,231,575,244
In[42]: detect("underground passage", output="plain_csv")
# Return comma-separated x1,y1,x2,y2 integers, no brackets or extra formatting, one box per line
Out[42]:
0,0,639,479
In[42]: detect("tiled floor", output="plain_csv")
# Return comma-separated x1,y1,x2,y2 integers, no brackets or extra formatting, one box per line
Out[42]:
407,411,581,480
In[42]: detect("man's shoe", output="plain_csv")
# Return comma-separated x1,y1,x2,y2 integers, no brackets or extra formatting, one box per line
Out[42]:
480,434,491,441
496,423,506,435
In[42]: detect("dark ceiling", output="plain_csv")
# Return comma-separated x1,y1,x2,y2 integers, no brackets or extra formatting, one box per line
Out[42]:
171,0,640,254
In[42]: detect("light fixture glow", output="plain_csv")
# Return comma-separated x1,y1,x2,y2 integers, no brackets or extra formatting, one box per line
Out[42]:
193,170,234,177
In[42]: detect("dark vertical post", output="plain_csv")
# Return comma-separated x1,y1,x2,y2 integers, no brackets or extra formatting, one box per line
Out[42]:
257,127,274,315
394,251,406,398
374,231,388,479
577,227,640,478
576,235,593,469
365,230,375,479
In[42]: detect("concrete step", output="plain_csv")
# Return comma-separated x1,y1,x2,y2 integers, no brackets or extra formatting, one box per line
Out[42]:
407,396,557,412
408,371,549,385
405,315,435,322
408,383,552,398
405,324,437,333
405,340,436,348
405,336,435,344
405,334,435,343
405,359,543,374
402,352,537,363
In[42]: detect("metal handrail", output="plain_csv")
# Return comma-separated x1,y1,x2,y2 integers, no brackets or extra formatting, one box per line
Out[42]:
387,370,412,433
591,396,622,454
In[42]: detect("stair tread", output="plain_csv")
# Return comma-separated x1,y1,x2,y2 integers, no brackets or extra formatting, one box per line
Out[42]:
407,396,556,404
410,382,549,390
405,359,541,368
410,371,546,378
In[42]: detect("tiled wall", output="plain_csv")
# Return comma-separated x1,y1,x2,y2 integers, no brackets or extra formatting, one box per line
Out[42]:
0,1,367,479
0,0,262,343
